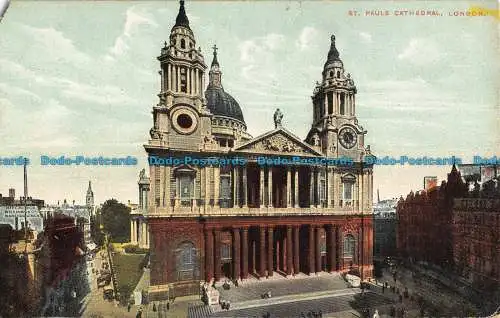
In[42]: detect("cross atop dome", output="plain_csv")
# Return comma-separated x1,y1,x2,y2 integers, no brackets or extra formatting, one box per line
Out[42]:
211,44,219,67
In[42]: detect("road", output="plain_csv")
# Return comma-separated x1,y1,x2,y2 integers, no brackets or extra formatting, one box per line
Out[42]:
81,250,139,318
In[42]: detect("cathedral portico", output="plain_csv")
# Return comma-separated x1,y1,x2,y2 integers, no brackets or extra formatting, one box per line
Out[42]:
145,0,374,300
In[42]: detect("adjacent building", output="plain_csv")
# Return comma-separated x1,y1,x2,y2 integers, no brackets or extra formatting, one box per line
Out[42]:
130,169,150,249
397,165,467,267
144,1,375,299
373,197,397,259
0,188,45,234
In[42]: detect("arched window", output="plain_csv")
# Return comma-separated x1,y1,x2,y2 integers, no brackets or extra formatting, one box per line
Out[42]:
344,234,355,257
336,70,340,78
180,39,186,49
176,241,198,280
329,71,333,78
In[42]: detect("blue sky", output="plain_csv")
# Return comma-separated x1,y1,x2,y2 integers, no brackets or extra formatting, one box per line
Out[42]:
0,1,498,204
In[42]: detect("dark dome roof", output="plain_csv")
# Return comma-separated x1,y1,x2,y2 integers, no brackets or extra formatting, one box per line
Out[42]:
205,87,245,123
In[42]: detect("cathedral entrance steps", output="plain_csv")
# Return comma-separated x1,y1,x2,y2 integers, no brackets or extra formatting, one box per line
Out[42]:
215,272,348,303
213,288,362,313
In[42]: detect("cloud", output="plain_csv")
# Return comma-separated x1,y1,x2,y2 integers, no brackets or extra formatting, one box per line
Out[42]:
238,33,285,64
107,6,159,59
359,32,372,44
296,26,319,50
0,83,41,102
397,38,441,65
19,25,90,65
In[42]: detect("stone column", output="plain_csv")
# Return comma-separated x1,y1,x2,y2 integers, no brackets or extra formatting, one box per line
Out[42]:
315,226,322,273
328,225,337,272
159,70,164,92
309,169,314,208
204,167,210,210
260,168,265,208
146,224,150,248
308,225,315,274
205,228,214,282
337,226,343,270
327,168,333,208
267,227,274,277
214,167,220,208
353,94,356,115
137,220,142,246
242,167,248,208
233,228,241,280
130,219,135,244
214,229,221,281
192,173,197,209
293,225,300,275
259,226,266,277
286,226,293,276
187,68,191,95
286,168,292,207
324,94,328,116
176,66,180,92
294,169,299,208
315,170,320,208
233,167,240,208
268,168,273,208
166,65,170,91
242,227,249,278
357,227,363,267
165,167,171,209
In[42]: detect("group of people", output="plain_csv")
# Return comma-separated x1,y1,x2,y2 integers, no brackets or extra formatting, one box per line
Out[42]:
220,299,231,310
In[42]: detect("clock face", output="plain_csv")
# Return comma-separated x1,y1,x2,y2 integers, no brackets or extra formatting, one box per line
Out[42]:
339,127,357,149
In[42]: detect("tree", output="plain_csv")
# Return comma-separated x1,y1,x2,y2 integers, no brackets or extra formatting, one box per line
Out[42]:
101,199,131,243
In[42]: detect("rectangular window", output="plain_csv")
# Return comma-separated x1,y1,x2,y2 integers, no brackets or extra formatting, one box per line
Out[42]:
343,182,353,201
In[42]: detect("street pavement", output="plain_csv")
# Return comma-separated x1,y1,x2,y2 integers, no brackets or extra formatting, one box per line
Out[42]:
81,250,141,318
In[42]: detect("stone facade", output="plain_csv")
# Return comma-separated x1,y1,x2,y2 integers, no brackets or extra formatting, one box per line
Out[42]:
144,1,374,299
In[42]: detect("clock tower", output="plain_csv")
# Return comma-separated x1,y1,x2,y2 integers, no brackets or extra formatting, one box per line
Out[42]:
306,35,369,161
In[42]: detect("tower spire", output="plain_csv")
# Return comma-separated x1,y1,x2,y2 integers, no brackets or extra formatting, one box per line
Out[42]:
208,44,222,88
325,34,340,65
174,0,190,30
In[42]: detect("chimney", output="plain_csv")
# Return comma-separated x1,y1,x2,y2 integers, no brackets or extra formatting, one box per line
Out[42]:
9,188,15,198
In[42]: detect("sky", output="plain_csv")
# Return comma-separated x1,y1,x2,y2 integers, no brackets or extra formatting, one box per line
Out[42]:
0,0,498,205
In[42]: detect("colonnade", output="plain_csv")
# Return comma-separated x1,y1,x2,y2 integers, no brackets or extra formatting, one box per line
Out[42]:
130,217,150,248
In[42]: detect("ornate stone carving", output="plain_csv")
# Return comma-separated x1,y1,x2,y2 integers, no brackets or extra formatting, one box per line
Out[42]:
150,128,161,139
251,134,307,153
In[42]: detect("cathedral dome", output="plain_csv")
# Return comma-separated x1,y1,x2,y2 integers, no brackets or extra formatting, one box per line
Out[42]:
205,87,245,124
204,45,245,125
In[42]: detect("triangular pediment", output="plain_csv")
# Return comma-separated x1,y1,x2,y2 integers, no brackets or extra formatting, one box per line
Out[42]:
234,127,322,156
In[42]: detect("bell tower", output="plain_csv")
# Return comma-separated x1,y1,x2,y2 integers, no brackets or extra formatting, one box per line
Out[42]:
306,35,368,159
149,0,211,150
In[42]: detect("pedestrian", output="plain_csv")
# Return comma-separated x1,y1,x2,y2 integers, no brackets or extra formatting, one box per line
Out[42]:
152,303,156,312
166,302,170,310
127,303,131,312
382,285,385,293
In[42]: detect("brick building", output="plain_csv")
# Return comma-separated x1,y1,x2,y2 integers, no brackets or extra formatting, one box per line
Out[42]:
452,195,500,293
396,165,467,268
144,1,375,299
